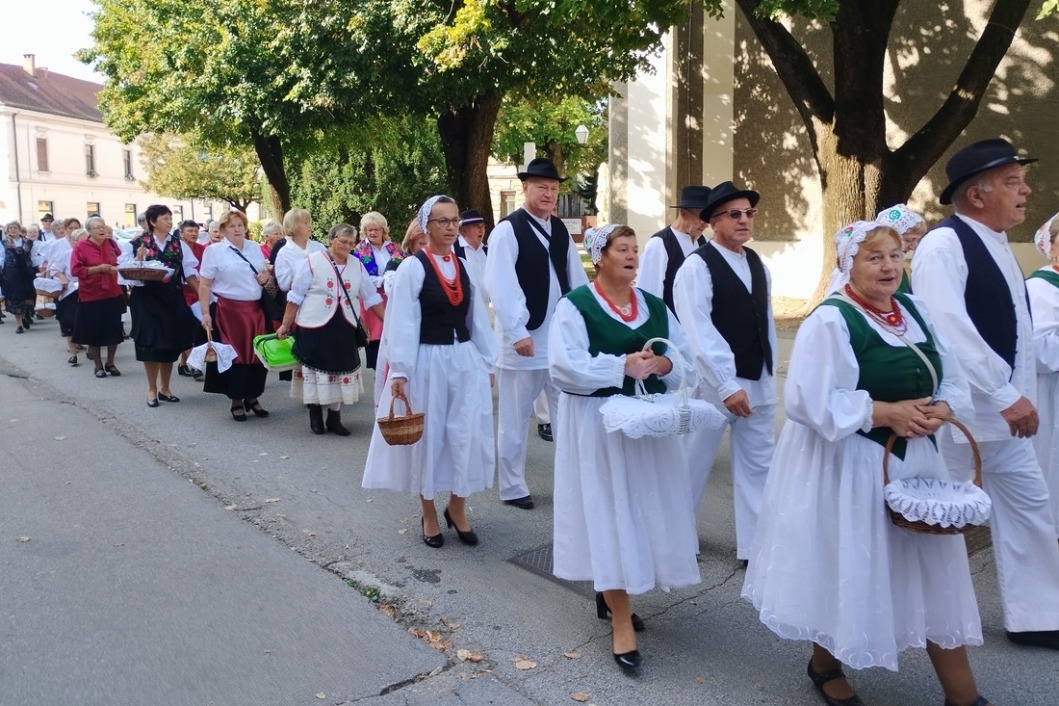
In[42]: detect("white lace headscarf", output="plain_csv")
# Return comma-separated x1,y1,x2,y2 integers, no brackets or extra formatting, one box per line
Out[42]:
583,224,620,265
827,220,884,292
417,195,448,234
1034,211,1059,260
874,203,925,236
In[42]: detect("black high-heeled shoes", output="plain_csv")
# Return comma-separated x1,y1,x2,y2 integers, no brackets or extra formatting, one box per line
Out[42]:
443,507,479,546
595,592,645,632
612,648,641,672
421,517,444,548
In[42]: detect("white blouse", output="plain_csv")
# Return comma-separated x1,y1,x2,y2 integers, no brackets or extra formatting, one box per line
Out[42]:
274,238,326,292
199,238,266,301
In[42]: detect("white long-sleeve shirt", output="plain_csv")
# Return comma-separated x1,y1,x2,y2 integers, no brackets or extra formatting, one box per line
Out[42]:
484,208,589,370
672,241,777,409
912,213,1035,442
635,227,700,299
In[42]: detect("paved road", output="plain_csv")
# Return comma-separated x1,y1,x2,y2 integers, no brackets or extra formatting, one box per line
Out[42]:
0,317,1055,705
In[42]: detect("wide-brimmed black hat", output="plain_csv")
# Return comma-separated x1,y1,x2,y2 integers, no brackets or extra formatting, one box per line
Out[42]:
671,185,712,210
940,138,1037,205
701,181,760,220
41,213,54,221
517,157,568,183
459,209,484,225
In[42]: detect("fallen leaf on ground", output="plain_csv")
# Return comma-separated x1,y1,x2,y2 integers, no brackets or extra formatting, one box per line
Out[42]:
264,498,280,503
15,536,30,542
562,651,581,659
258,452,268,456
314,693,326,700
457,649,484,662
397,528,407,535
441,617,460,630
302,530,317,537
428,665,444,677
280,454,290,460
224,504,237,511
695,676,705,685
571,693,590,703
379,603,396,619
513,656,537,670
54,436,66,441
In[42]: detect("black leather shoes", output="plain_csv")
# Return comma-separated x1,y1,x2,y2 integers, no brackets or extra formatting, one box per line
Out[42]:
157,393,180,403
807,659,864,706
503,495,535,510
613,649,641,672
595,592,645,631
537,423,553,442
325,409,351,436
1007,629,1059,650
421,517,444,548
443,507,479,546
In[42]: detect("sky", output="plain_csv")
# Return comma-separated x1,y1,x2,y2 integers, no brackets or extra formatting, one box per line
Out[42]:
3,0,104,83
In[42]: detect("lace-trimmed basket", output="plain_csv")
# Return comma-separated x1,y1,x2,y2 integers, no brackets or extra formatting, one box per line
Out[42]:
882,416,991,535
598,337,725,439
33,277,63,299
117,263,172,282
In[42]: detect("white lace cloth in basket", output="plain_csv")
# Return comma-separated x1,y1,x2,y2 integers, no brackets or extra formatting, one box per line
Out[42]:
598,336,726,438
884,479,991,529
33,277,63,294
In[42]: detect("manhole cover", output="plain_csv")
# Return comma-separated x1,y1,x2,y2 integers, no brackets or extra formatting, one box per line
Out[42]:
508,543,594,597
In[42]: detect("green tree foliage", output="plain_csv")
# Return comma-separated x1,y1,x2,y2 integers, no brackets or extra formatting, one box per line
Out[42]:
492,96,607,183
138,134,260,212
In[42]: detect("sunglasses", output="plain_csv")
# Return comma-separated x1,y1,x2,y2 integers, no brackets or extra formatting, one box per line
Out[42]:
711,208,757,220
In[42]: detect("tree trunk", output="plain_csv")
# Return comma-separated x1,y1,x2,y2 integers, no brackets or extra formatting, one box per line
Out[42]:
436,93,503,232
250,130,291,217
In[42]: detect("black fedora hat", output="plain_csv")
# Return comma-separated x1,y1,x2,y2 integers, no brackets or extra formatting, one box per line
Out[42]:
671,185,712,210
459,209,484,225
517,157,568,183
940,138,1037,205
701,181,760,220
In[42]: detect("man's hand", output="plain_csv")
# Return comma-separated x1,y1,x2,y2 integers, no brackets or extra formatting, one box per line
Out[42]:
1001,396,1039,438
513,337,534,357
723,390,752,418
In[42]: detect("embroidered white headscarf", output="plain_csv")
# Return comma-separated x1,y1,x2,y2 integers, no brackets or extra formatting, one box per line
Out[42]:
874,203,925,236
583,224,620,264
1034,212,1059,260
417,195,447,234
827,220,885,292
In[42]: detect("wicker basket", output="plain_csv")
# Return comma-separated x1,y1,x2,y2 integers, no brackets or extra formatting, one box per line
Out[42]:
34,288,61,299
34,293,57,317
377,394,425,446
882,415,985,535
204,330,218,363
118,266,169,282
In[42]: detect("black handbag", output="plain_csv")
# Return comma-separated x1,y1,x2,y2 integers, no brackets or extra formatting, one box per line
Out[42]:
228,245,284,322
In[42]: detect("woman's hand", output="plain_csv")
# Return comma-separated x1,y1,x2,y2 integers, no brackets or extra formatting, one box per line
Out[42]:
874,397,937,438
275,324,290,339
201,313,212,332
391,377,408,400
914,400,951,436
624,351,656,380
135,244,147,262
256,270,270,285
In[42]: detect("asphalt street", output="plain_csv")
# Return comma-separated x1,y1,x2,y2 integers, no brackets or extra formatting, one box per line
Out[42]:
0,315,1056,706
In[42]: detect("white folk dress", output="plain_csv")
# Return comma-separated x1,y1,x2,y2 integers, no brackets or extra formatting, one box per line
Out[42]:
1027,265,1059,532
361,253,496,500
548,285,701,594
741,296,982,671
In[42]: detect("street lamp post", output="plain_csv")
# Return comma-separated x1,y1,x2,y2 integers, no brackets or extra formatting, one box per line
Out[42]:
574,124,589,145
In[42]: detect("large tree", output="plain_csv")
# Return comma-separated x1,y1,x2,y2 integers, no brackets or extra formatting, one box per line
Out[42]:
138,134,260,212
734,0,1036,301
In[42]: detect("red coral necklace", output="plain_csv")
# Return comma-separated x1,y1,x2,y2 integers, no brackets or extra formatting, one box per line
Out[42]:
594,281,638,322
425,248,463,307
844,284,906,334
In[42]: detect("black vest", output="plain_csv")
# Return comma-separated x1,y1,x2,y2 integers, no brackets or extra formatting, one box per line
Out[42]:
695,243,773,380
650,226,706,313
934,215,1023,372
503,209,572,331
453,238,486,261
416,251,471,345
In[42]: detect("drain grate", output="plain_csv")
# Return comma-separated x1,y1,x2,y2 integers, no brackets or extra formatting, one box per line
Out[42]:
508,543,595,598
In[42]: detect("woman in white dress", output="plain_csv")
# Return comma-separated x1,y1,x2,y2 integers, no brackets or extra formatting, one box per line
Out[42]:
742,222,990,706
1027,212,1059,534
548,225,700,673
276,224,384,435
362,196,495,548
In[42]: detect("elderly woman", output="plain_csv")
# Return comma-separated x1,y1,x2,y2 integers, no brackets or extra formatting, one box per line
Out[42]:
354,211,399,369
274,208,325,293
198,210,272,422
71,218,125,375
259,220,284,261
875,203,927,294
2,221,36,333
276,224,385,435
25,224,46,271
49,227,89,366
1027,212,1059,537
363,196,495,548
125,207,200,405
548,225,700,673
743,222,990,706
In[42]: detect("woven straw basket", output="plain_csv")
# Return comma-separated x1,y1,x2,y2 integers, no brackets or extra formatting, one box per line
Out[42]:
377,394,425,446
117,266,169,282
204,330,218,363
882,415,986,535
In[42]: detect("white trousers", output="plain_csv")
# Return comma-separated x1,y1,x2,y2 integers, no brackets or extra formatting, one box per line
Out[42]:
689,403,776,560
940,434,1059,632
533,392,551,425
496,367,559,500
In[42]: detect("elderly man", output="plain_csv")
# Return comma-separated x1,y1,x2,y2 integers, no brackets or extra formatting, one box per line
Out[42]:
454,208,489,304
914,138,1059,650
673,181,776,563
637,185,711,313
485,157,589,510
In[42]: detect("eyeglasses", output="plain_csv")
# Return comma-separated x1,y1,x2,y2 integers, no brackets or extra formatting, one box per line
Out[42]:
711,208,757,220
428,218,460,228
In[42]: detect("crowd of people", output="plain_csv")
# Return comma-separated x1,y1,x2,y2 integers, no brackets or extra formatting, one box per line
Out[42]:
4,137,1059,705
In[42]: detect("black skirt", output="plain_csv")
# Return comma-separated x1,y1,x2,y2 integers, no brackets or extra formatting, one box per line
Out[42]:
293,310,361,373
130,283,197,362
73,295,125,347
56,293,78,337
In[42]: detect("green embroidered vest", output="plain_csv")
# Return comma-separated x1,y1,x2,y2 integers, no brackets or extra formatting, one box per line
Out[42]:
819,292,941,459
566,285,670,398
1028,268,1059,290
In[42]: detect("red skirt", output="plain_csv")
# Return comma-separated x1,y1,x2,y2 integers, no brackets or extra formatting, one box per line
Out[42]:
215,297,266,364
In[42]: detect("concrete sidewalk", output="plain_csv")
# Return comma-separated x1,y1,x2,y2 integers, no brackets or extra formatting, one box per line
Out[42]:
0,368,526,706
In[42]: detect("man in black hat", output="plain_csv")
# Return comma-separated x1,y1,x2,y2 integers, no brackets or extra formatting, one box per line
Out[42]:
914,137,1059,650
637,185,710,313
484,157,589,510
673,180,776,562
454,209,488,307
39,213,55,240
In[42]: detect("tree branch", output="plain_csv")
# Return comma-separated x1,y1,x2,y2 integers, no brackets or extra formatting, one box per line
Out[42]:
891,0,1033,173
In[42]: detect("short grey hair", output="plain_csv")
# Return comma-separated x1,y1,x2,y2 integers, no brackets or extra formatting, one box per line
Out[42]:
85,216,107,230
261,221,284,238
207,220,220,231
952,174,994,209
